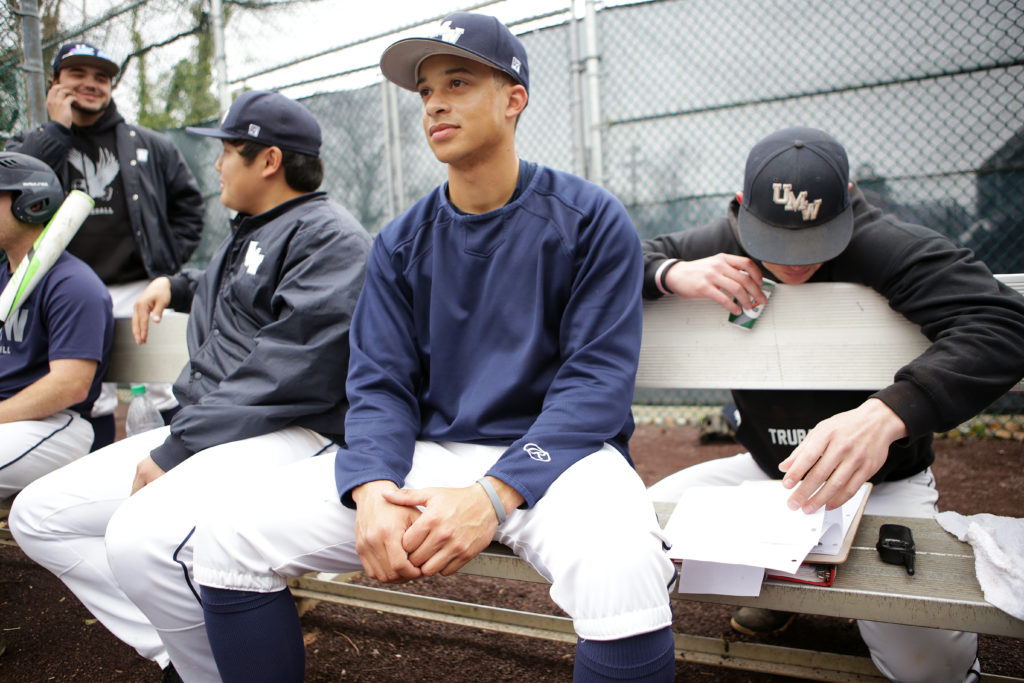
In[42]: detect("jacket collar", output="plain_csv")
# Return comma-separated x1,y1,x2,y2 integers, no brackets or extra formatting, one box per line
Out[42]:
231,191,328,234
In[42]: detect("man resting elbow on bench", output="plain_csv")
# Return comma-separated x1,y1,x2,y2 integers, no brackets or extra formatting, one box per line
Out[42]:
642,126,1024,683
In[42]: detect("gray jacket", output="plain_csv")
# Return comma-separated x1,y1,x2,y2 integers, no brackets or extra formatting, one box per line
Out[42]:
151,191,371,470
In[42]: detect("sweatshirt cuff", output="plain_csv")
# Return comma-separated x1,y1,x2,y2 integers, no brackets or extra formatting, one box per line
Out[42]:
870,380,935,442
44,120,72,140
167,275,192,311
642,259,668,299
150,433,195,472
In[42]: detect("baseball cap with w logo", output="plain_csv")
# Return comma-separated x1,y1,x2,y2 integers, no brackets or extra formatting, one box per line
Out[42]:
737,126,854,266
380,12,529,94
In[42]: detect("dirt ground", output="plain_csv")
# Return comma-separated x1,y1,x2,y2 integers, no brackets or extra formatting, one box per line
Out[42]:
1,424,1021,682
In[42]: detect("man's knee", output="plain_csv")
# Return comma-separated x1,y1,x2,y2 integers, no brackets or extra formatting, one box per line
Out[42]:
8,477,56,544
859,621,978,683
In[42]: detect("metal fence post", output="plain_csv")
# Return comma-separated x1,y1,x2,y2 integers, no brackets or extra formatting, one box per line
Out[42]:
18,0,46,128
209,0,230,116
382,79,404,218
568,10,587,180
582,0,603,186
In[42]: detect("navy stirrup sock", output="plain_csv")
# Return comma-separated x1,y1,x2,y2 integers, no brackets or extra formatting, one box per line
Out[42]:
574,626,675,682
200,585,305,683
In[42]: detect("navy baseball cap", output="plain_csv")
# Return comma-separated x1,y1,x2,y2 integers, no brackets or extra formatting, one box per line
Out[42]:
185,90,322,157
52,42,119,78
737,127,854,266
380,12,529,94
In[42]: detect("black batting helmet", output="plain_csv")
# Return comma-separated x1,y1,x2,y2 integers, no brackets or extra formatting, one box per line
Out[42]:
0,152,64,225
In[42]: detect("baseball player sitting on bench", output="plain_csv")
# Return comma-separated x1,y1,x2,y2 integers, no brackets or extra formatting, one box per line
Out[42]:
186,13,677,683
0,152,113,497
9,91,371,682
642,126,1024,683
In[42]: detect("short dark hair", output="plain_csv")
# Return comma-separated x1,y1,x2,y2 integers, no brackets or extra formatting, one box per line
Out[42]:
233,140,324,192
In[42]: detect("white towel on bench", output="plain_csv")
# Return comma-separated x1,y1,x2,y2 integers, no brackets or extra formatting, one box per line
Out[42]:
936,510,1024,621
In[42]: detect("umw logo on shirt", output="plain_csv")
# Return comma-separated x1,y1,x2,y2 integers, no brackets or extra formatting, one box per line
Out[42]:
768,427,808,446
523,443,550,462
433,20,465,44
68,148,119,203
244,241,265,275
772,183,822,221
1,309,29,344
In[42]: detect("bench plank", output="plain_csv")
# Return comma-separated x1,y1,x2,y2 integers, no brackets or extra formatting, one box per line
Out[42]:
104,312,189,385
637,274,1024,392
673,516,1024,639
455,509,1024,639
290,574,889,682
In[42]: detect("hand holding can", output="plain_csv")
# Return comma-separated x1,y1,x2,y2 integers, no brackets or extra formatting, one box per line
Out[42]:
728,279,775,330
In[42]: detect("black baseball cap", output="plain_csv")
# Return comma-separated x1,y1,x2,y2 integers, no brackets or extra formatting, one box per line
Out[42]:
52,42,119,78
380,12,529,94
185,90,322,157
737,126,854,266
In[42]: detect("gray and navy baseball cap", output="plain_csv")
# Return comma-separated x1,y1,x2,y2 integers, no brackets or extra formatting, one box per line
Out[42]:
185,90,322,157
380,12,529,94
737,126,854,266
52,42,119,78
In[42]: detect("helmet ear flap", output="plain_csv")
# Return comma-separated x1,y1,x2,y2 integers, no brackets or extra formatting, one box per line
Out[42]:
0,152,65,225
11,192,59,224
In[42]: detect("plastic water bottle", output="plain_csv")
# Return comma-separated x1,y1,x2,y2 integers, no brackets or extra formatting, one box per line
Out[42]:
125,384,163,437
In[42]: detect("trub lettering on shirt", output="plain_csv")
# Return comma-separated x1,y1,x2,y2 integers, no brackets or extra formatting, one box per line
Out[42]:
767,427,808,446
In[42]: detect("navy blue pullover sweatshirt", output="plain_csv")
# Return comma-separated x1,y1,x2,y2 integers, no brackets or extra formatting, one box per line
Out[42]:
335,164,644,508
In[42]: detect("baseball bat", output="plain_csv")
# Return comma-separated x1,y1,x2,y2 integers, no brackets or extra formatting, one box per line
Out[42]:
0,189,94,324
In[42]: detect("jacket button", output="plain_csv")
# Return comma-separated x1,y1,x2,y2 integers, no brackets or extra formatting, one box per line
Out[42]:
130,160,137,166
130,130,136,136
132,194,139,201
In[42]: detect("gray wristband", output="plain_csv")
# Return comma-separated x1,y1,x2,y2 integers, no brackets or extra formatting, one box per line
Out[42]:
477,477,507,525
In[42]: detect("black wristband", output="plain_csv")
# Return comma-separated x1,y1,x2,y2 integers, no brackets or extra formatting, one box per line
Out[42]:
658,259,680,295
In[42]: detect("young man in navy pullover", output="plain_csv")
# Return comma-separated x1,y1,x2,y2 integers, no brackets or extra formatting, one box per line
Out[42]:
190,13,677,683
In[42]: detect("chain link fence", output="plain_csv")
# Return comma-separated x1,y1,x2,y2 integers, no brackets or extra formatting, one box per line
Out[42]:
3,0,1022,438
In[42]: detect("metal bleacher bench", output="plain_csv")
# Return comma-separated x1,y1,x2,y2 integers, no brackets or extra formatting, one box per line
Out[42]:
2,276,1023,681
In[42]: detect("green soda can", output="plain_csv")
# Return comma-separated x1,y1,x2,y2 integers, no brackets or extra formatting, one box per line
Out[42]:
728,279,776,330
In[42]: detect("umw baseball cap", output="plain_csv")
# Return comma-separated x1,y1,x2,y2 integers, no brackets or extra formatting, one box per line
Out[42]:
737,126,854,266
52,42,119,78
380,12,529,94
185,90,322,157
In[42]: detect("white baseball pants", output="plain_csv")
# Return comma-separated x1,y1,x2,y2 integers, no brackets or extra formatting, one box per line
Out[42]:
648,452,979,683
9,425,333,683
194,442,676,641
0,410,93,498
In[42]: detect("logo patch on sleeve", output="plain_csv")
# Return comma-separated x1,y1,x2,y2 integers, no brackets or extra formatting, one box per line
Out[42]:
523,443,550,462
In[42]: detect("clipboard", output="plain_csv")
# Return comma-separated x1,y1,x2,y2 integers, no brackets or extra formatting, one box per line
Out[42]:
803,482,872,564
664,481,873,595
766,563,837,586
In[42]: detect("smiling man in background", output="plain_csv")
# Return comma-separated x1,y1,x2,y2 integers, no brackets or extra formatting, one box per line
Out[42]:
6,42,205,444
